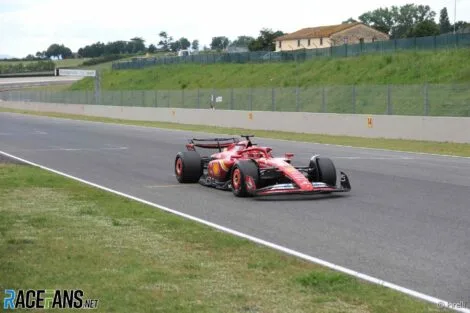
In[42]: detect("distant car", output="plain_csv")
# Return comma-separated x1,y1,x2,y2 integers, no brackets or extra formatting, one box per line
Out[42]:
174,135,351,197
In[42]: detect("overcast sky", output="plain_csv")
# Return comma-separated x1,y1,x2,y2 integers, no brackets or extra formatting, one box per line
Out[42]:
1,0,468,58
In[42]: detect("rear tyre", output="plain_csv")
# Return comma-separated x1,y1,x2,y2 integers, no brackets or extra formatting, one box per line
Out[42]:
317,157,337,187
231,161,259,197
175,151,202,183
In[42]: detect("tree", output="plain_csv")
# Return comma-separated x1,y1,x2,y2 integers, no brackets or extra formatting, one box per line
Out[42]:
148,44,157,53
452,21,469,33
158,31,173,52
35,51,46,59
390,4,436,38
45,44,72,59
78,42,105,58
359,7,394,35
129,37,145,53
104,41,128,55
191,39,199,51
210,36,230,51
179,37,191,50
248,28,285,51
229,35,254,47
439,7,452,34
170,41,181,52
406,20,440,37
359,4,437,38
342,17,358,24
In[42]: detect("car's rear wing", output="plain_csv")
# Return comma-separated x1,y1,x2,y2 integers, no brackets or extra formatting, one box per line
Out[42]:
186,137,241,152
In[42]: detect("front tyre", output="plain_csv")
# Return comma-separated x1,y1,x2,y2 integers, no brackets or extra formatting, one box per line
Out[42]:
231,161,259,197
316,157,337,187
175,151,202,183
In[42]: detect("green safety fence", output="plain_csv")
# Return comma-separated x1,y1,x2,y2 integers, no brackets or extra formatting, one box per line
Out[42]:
1,84,469,117
111,33,470,70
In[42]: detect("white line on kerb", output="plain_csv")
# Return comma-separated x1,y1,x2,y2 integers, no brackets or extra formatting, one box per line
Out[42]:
0,149,468,313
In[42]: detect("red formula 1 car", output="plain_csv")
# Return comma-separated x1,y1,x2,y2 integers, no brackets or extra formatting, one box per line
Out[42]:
174,135,351,197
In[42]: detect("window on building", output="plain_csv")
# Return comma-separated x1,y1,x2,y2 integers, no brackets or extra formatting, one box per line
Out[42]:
320,37,323,45
297,40,300,47
279,41,282,48
372,37,376,43
308,39,311,46
359,38,364,45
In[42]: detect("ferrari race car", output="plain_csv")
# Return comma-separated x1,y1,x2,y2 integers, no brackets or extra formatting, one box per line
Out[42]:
174,135,351,197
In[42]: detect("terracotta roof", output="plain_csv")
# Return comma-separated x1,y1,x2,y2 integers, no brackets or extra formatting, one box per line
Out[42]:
275,22,363,41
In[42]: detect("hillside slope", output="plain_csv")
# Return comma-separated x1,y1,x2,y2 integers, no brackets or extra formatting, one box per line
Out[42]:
70,49,470,91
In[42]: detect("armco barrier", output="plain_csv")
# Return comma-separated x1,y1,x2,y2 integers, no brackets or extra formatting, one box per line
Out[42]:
1,101,469,144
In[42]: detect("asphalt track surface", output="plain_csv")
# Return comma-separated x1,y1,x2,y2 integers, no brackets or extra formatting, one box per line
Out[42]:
1,112,469,304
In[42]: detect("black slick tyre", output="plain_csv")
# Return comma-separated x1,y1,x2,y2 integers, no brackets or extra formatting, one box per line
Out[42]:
317,157,337,187
231,160,259,197
175,151,202,183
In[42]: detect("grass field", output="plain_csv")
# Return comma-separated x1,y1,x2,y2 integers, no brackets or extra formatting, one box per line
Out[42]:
0,159,446,313
70,49,470,91
1,108,469,157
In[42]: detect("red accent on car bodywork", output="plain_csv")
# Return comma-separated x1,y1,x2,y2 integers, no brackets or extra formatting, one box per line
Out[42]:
205,140,324,193
175,158,183,176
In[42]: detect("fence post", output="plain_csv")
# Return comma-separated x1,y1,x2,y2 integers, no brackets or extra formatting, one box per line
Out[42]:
182,89,184,107
94,70,101,105
197,89,200,109
295,87,300,111
272,88,275,111
424,83,429,116
322,87,326,113
230,88,234,110
387,85,392,115
352,85,356,113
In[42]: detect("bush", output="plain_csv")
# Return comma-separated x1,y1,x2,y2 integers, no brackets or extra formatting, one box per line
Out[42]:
82,54,129,66
0,60,55,74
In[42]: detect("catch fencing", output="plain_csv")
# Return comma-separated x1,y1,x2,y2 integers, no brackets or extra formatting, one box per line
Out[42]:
112,32,470,70
1,83,469,117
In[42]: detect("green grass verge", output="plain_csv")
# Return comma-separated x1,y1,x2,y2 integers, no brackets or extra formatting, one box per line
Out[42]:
0,162,446,313
1,107,469,157
0,58,90,67
70,49,470,91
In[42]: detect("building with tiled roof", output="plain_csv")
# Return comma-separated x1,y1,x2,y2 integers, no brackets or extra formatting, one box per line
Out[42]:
274,22,389,51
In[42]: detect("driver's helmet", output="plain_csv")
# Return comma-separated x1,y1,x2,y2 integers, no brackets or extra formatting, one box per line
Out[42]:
248,150,263,158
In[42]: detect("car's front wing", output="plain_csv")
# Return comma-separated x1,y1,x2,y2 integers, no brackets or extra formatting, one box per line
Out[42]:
250,171,351,197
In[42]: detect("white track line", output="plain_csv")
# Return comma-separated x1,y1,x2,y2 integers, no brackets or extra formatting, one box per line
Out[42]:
0,149,468,313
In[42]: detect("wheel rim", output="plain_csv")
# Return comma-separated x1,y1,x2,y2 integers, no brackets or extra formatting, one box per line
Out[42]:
232,168,241,190
175,158,183,176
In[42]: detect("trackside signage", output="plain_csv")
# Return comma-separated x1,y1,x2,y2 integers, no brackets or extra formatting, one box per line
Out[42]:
57,69,96,77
